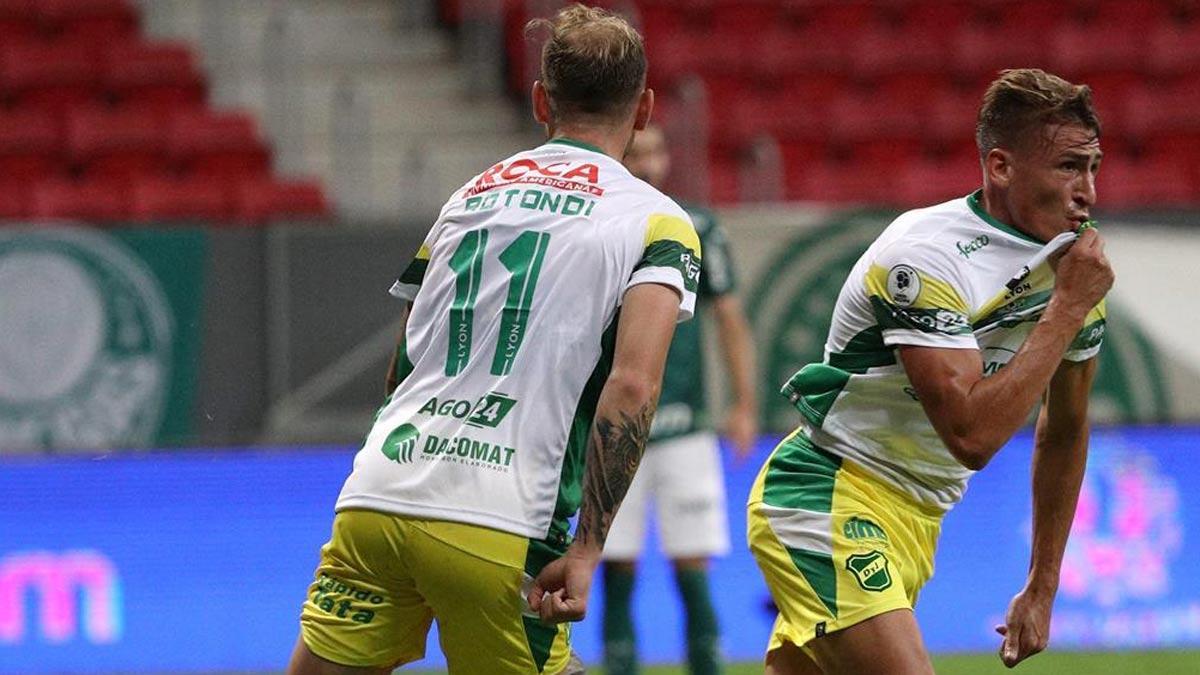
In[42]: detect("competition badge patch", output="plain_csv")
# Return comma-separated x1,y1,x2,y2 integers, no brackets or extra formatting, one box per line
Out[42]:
886,264,921,307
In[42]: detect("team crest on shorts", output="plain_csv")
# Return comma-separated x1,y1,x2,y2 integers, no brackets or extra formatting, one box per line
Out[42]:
846,550,893,592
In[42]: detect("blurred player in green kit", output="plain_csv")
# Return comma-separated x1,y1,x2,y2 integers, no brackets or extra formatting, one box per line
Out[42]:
601,123,759,675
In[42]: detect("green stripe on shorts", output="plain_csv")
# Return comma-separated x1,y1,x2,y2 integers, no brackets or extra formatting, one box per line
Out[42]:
763,432,843,618
763,432,842,512
522,616,557,672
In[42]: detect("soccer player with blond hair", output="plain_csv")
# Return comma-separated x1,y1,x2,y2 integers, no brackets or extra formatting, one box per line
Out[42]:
287,5,700,673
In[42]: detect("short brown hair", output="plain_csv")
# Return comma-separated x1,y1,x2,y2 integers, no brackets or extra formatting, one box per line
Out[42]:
976,69,1101,157
526,4,646,120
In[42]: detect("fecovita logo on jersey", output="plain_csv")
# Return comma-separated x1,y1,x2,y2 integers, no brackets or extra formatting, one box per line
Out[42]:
956,234,990,258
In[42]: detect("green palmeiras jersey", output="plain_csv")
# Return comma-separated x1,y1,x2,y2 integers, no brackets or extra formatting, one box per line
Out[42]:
782,190,1105,512
336,138,702,540
649,203,738,442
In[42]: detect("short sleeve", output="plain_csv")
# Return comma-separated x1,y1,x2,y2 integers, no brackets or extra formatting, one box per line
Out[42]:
864,242,977,350
694,212,736,297
388,241,431,300
1064,299,1106,362
626,211,702,322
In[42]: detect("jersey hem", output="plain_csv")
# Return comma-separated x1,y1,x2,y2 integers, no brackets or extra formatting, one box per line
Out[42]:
625,267,696,321
334,495,550,540
389,281,419,300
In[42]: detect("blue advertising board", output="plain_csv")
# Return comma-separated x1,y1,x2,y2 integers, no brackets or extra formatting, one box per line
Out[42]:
1,426,1197,671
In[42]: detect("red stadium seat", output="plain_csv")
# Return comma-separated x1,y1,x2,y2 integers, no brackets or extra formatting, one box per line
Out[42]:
751,26,851,78
167,109,271,178
30,176,130,222
65,105,167,178
849,26,945,79
895,158,979,208
951,23,1051,78
104,40,207,112
130,175,231,222
0,0,36,43
0,179,29,219
1051,22,1144,78
1123,82,1200,139
643,28,708,86
34,0,138,45
0,108,62,181
0,39,103,112
787,158,894,204
790,0,876,36
921,86,978,148
234,178,331,224
1146,22,1200,78
898,0,977,41
711,1,779,36
1096,158,1196,208
707,152,739,205
779,137,827,197
827,89,922,146
1089,0,1174,33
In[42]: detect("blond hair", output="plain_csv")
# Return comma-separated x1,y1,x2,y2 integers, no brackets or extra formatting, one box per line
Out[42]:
526,4,646,120
976,68,1101,157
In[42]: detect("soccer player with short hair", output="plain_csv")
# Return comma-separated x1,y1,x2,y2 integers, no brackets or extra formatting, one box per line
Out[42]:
747,68,1114,674
287,5,701,674
600,123,758,675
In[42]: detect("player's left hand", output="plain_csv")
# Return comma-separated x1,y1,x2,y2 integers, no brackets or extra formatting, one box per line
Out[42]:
722,402,758,461
995,585,1054,668
527,545,600,624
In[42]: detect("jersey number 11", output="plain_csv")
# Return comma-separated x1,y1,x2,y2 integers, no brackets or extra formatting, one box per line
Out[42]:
446,229,551,377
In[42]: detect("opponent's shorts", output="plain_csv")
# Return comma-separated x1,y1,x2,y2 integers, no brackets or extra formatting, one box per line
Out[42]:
747,430,942,654
602,431,731,560
299,509,572,674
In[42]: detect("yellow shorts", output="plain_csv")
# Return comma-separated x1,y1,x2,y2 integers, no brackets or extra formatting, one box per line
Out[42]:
747,430,942,654
299,509,572,674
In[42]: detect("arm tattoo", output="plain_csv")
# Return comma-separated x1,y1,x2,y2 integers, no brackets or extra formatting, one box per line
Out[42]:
576,402,656,549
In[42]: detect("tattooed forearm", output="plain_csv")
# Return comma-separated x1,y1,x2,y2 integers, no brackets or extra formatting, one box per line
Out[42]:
576,402,656,550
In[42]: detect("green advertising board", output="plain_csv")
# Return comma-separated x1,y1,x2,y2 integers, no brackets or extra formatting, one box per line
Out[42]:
0,226,206,451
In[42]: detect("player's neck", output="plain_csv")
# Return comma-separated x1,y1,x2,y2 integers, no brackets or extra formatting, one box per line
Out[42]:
547,124,631,161
979,185,1044,242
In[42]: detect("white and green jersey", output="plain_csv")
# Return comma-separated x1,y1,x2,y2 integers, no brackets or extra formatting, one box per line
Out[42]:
336,138,702,541
782,191,1105,512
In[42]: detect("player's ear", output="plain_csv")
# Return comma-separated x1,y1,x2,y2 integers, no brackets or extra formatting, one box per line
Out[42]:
532,80,553,125
985,147,1013,189
633,88,654,131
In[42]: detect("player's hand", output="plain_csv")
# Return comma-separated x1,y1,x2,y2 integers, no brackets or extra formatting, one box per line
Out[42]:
994,585,1054,668
722,402,758,461
1051,228,1114,318
526,544,600,624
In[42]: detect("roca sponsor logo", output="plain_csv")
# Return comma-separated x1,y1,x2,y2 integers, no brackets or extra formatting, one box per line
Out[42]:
0,227,172,451
956,234,990,258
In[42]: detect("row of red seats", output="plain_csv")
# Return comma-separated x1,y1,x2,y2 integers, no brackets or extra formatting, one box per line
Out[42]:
706,77,1200,149
636,0,1195,34
705,149,1200,209
0,0,137,45
0,38,207,113
0,107,270,182
0,176,329,224
643,20,1200,86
